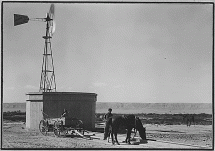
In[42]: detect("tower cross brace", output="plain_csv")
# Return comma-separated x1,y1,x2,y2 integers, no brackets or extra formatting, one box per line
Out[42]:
39,17,56,92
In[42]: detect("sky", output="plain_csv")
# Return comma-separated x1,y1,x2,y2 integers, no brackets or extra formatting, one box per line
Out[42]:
2,2,213,103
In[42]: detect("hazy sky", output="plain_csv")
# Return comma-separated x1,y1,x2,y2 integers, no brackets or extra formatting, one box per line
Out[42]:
3,2,213,103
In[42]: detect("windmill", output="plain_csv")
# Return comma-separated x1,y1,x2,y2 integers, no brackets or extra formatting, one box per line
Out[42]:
14,4,56,92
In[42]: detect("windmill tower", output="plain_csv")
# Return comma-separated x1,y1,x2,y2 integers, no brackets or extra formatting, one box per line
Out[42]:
40,4,56,92
14,4,56,92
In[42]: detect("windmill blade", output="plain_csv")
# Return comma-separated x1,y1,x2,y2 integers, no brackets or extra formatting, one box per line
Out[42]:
48,4,56,35
52,20,56,34
14,14,29,26
49,4,55,18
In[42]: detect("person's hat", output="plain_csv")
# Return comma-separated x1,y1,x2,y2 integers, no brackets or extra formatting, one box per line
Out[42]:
108,108,112,111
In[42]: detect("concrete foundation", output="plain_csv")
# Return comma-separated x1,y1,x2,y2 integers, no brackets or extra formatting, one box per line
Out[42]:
26,92,97,131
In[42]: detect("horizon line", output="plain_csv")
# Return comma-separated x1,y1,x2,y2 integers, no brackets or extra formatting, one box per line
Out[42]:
3,102,212,104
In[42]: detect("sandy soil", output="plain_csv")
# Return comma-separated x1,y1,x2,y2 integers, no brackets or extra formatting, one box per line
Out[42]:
2,120,213,149
145,124,213,148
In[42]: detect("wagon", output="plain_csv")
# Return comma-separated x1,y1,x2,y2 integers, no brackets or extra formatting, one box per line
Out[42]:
39,112,85,138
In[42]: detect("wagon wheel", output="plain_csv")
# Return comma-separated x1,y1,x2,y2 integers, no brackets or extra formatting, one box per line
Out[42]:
39,120,49,136
76,120,85,135
53,121,61,137
53,121,67,137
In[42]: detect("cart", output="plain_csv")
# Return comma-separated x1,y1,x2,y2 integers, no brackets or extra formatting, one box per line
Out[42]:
53,116,85,138
39,112,57,136
39,112,85,138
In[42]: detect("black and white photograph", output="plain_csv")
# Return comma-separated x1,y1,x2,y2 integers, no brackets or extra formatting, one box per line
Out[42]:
2,1,213,149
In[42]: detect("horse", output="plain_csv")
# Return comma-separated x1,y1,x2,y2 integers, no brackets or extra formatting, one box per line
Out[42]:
109,114,146,145
183,114,195,127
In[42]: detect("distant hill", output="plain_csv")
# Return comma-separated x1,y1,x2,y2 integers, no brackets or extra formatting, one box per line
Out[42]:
96,102,212,114
3,103,26,112
3,102,212,114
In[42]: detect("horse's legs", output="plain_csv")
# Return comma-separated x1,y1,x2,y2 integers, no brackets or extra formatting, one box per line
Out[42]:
114,132,120,145
110,127,117,145
108,126,112,143
111,131,114,144
126,128,132,144
188,119,191,127
125,129,128,143
125,134,128,143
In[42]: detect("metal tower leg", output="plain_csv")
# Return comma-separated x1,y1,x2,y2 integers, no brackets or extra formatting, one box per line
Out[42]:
39,21,56,92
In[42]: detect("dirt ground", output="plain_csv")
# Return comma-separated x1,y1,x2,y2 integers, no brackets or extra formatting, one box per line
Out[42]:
145,124,213,148
2,120,213,149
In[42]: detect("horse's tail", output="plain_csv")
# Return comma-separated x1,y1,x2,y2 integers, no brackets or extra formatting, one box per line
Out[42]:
136,118,146,140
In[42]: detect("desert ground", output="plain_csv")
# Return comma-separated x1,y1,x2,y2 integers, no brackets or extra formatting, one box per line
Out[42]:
2,120,213,149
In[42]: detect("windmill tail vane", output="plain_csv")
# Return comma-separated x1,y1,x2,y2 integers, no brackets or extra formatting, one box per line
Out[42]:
14,14,29,26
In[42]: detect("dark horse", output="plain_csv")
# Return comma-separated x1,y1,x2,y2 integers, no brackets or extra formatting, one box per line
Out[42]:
109,114,146,145
183,114,195,127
